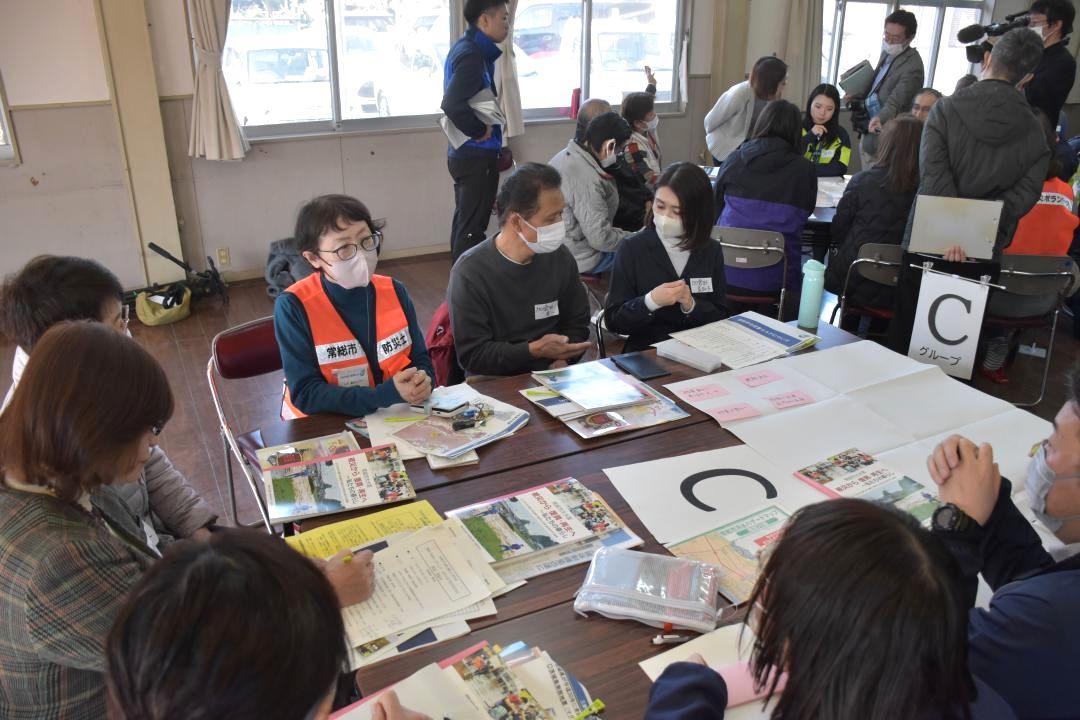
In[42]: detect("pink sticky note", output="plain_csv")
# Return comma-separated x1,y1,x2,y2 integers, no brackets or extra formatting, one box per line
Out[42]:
737,369,783,388
708,403,761,423
678,384,730,403
767,390,814,410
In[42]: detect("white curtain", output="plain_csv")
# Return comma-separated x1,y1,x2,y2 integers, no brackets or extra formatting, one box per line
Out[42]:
782,0,824,107
187,0,249,160
496,0,525,138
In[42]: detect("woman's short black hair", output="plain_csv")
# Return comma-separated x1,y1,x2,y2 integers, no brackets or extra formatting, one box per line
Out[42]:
804,83,842,137
496,162,562,226
621,91,656,126
886,9,918,38
749,56,788,100
746,500,974,720
655,162,716,253
106,529,348,720
583,111,632,154
292,194,385,256
751,99,803,148
0,255,123,350
464,0,507,25
1031,0,1075,36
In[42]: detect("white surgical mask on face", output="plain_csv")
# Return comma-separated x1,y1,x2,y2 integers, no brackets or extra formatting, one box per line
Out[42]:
600,152,618,169
324,251,371,289
519,217,567,254
645,116,660,132
882,41,906,57
653,212,684,245
1026,442,1080,532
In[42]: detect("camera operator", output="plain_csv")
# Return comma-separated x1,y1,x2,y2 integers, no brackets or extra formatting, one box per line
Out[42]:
1025,0,1077,128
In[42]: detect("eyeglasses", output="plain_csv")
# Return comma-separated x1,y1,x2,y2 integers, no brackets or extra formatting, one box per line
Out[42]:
317,231,382,261
120,304,130,331
883,31,907,43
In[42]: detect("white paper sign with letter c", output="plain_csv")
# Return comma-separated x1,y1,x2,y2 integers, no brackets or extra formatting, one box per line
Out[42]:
907,271,989,380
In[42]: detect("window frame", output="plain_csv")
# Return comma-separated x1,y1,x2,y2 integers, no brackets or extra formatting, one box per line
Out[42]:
822,0,994,89
0,67,19,166
236,0,688,141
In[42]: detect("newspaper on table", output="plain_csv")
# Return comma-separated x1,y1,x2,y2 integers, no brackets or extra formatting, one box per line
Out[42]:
255,433,415,524
668,312,819,370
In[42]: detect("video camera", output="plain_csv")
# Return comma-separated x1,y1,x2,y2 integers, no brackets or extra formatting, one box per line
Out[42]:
958,12,1030,65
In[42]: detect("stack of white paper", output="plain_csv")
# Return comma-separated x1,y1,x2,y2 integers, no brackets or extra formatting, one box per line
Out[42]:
666,312,819,371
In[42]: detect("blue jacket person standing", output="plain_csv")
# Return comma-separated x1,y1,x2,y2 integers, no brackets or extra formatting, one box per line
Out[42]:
442,0,510,262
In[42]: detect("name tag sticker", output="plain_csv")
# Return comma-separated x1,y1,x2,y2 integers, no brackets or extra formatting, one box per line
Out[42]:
535,300,560,320
316,340,362,365
690,277,714,294
333,364,370,388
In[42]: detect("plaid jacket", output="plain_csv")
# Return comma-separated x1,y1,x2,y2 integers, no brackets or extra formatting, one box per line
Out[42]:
0,487,153,719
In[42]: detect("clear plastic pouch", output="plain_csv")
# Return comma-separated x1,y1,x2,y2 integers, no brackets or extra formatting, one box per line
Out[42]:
573,547,721,634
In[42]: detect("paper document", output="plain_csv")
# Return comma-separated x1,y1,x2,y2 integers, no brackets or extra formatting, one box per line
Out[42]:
440,88,506,149
341,523,493,647
908,195,1002,260
284,500,442,558
669,312,819,370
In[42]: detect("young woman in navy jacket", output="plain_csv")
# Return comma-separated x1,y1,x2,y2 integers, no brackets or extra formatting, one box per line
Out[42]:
604,163,728,351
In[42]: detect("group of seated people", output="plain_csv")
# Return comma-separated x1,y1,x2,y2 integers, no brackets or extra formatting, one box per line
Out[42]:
0,249,1077,718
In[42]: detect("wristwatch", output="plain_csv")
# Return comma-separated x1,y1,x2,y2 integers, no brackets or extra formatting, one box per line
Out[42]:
931,503,973,533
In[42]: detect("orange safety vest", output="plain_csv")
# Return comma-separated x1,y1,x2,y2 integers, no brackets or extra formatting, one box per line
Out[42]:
280,273,412,420
1008,178,1079,256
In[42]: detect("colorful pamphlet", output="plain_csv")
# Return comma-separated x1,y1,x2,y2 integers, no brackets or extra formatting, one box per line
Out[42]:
666,505,789,604
795,448,940,524
668,312,819,370
531,361,651,412
521,378,689,439
391,394,529,459
256,433,415,524
447,478,642,580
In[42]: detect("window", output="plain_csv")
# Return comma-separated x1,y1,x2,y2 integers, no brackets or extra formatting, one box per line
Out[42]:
515,0,684,114
0,68,17,165
223,0,684,137
821,0,992,95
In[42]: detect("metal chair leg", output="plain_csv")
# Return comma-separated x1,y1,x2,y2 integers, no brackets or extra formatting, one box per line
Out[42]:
1015,308,1059,408
223,430,239,526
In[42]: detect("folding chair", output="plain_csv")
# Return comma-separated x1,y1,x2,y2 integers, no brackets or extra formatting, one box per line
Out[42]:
830,243,904,329
984,255,1078,407
207,316,280,532
712,227,788,320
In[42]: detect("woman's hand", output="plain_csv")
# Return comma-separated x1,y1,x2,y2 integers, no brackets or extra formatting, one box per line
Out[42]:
811,124,828,137
321,549,375,607
393,368,432,404
650,280,687,307
371,691,432,720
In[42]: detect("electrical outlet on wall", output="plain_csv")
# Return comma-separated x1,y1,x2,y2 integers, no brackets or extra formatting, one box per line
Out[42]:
216,247,231,267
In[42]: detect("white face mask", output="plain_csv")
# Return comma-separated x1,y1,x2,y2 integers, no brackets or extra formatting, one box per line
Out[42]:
645,116,660,132
599,140,618,168
882,40,906,57
519,217,567,254
1025,442,1080,532
323,250,373,289
653,212,684,245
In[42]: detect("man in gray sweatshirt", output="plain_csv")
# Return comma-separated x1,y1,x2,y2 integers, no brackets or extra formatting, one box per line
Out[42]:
448,163,591,377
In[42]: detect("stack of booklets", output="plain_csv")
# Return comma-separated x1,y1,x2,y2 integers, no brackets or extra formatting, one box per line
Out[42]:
333,641,598,720
521,361,688,438
255,433,415,524
447,478,643,584
656,311,819,371
388,385,529,460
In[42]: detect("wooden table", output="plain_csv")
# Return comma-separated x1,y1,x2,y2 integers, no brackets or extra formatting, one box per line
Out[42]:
334,324,860,716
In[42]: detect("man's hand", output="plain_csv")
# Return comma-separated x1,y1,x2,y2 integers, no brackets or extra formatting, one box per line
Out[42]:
867,116,883,134
811,124,828,137
371,691,432,720
322,549,375,607
927,435,1001,526
528,334,592,361
651,280,688,307
942,245,967,263
644,65,657,86
393,367,432,404
476,125,494,143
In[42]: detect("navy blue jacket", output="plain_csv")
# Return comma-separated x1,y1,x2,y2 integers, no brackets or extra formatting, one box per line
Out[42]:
645,662,1016,719
273,273,433,417
935,479,1080,719
714,137,817,292
441,26,503,159
604,228,728,351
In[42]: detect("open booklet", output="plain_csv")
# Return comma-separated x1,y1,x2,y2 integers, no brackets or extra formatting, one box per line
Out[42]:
531,361,652,412
795,448,941,525
520,376,688,439
447,478,642,583
333,641,594,720
255,433,415,524
665,312,819,371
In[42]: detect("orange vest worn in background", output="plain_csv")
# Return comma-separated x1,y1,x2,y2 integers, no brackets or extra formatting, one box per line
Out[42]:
280,273,412,420
1007,178,1079,256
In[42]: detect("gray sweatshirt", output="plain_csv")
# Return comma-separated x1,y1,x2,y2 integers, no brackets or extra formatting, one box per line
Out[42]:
448,237,590,376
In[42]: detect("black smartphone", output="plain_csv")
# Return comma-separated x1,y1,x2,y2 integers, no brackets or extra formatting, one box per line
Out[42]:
611,351,671,381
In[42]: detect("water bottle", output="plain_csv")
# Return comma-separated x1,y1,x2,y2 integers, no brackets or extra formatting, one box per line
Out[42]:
798,260,826,332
